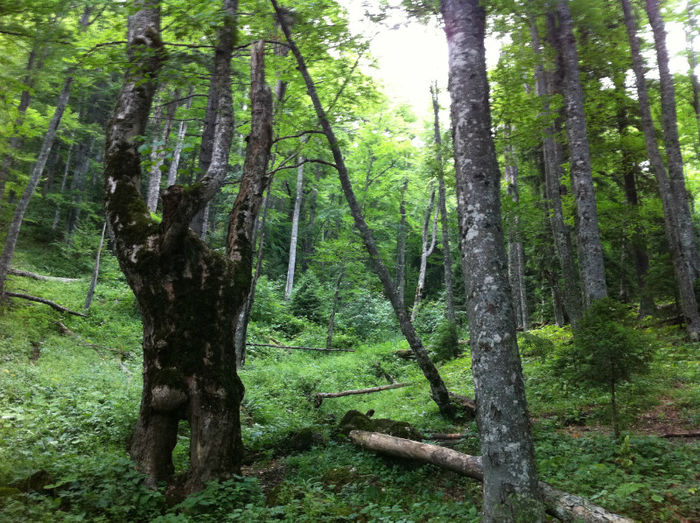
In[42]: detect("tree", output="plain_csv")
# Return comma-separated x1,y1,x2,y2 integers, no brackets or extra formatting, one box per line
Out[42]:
104,0,273,495
440,0,544,520
620,0,700,339
552,1,608,306
272,0,455,419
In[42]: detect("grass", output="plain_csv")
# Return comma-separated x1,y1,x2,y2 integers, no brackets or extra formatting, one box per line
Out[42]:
0,244,698,521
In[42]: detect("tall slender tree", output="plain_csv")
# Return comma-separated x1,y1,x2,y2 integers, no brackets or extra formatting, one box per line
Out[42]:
621,0,700,339
272,0,455,418
440,0,544,519
553,1,607,306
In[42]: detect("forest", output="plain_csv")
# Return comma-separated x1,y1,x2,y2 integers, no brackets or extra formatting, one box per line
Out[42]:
0,0,699,521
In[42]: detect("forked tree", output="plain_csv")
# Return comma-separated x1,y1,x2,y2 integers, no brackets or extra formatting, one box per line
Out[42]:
104,0,273,494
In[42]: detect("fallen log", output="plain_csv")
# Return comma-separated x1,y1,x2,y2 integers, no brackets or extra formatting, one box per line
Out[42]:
349,430,633,523
660,431,700,439
424,432,469,441
8,268,79,282
5,291,87,317
314,382,410,407
246,342,354,353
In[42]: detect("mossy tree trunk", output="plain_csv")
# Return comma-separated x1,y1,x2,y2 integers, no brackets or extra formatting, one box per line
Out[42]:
105,1,272,494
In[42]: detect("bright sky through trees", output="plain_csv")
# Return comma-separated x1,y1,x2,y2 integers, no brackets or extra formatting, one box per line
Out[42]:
342,0,698,120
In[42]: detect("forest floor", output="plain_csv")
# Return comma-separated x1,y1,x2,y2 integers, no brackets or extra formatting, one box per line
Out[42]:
0,240,699,522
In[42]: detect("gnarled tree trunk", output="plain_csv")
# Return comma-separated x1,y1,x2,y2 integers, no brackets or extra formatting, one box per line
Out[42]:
441,0,544,520
106,1,272,494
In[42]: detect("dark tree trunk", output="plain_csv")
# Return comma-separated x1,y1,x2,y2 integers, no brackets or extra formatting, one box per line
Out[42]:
51,141,73,230
431,84,456,325
621,0,700,339
395,178,408,304
687,6,700,153
106,2,271,494
554,1,608,306
441,1,544,519
531,17,582,326
0,77,73,297
646,0,700,280
614,75,655,316
66,137,95,239
273,0,455,418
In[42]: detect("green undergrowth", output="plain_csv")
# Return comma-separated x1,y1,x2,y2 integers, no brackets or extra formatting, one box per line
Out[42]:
1,252,698,521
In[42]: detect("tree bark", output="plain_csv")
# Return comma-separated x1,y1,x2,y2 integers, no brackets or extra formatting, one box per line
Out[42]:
395,178,409,304
166,93,192,187
0,77,73,298
646,0,700,280
554,1,608,306
621,0,700,339
284,156,304,300
441,1,544,520
411,185,438,321
66,137,95,239
314,383,410,407
190,0,237,238
51,141,73,230
349,431,634,523
531,17,582,326
83,222,107,310
147,93,177,212
326,267,344,350
687,6,700,153
106,1,272,495
0,35,42,201
272,0,455,419
505,139,529,330
431,84,456,325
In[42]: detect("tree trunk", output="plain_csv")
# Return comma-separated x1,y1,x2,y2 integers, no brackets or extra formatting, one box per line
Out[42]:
66,137,95,239
106,1,272,495
505,139,529,330
554,1,608,306
395,178,408,304
646,0,700,280
431,84,457,325
273,0,455,419
441,1,544,519
51,141,73,230
234,187,271,369
0,77,73,298
620,0,700,339
147,93,177,212
350,431,634,523
84,222,107,310
531,17,583,326
687,6,700,153
326,267,344,350
411,185,438,321
0,36,42,201
284,156,304,300
166,90,193,187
